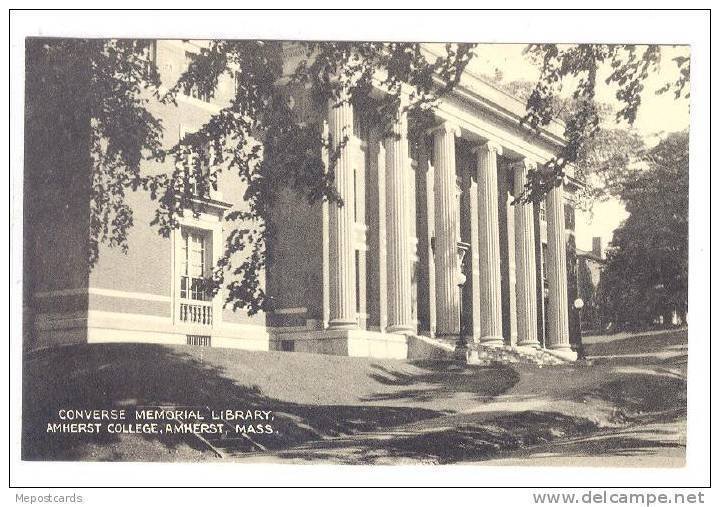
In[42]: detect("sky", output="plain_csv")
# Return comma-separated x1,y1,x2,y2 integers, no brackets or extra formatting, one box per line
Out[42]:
466,44,691,252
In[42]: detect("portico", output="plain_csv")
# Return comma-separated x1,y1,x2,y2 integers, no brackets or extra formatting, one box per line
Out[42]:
298,76,577,362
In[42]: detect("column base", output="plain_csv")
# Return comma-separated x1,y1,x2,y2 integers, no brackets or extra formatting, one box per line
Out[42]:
517,340,541,349
327,319,358,330
479,335,504,347
545,346,578,362
386,324,416,336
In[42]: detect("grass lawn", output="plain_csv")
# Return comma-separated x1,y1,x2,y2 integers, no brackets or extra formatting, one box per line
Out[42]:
22,329,687,464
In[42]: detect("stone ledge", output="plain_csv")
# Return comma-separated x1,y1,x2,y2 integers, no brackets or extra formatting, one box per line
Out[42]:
467,343,572,366
271,328,409,359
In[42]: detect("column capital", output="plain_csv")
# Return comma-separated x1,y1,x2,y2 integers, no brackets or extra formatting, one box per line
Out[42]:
510,158,537,172
428,120,460,138
472,140,504,157
327,66,363,91
326,84,352,107
383,101,409,142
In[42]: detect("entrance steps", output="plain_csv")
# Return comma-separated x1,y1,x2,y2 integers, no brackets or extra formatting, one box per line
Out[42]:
467,344,569,366
406,334,573,366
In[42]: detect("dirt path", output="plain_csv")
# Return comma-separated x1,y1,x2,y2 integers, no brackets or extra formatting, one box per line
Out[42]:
230,328,687,465
477,414,686,467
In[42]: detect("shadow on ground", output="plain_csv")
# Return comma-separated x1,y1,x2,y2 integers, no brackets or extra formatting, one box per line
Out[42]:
584,329,687,358
361,361,519,403
22,344,519,461
22,328,687,464
257,331,688,464
275,410,599,464
266,368,686,464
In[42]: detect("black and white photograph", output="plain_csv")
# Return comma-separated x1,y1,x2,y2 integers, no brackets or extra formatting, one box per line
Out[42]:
8,7,711,502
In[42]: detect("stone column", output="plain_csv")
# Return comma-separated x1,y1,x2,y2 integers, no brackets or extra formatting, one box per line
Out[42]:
513,160,540,348
474,142,504,345
431,122,461,337
545,183,572,352
504,170,518,346
424,156,437,337
327,94,357,329
321,121,331,328
384,104,414,334
533,201,546,347
467,167,482,342
376,141,388,332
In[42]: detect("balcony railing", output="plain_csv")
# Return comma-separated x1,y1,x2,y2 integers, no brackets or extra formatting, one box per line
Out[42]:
179,301,213,326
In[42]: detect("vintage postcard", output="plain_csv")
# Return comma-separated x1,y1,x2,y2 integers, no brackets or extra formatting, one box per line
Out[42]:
9,8,711,498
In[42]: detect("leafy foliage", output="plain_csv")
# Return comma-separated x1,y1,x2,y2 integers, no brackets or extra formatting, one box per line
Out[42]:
164,42,476,313
595,131,689,329
29,39,475,314
484,78,647,208
26,39,165,265
519,44,688,204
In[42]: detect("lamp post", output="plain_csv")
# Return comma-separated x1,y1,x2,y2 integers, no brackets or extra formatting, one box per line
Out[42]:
572,297,585,359
455,242,470,360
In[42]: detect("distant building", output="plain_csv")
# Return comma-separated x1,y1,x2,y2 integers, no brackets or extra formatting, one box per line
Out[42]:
24,40,586,361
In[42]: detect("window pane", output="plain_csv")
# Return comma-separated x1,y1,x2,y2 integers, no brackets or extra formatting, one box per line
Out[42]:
178,228,210,302
190,250,203,268
190,277,206,301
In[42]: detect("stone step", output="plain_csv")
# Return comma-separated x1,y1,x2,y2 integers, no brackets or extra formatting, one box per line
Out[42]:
406,333,574,366
467,344,570,367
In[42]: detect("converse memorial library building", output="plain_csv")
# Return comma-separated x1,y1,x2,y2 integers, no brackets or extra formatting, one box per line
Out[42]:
24,41,584,362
